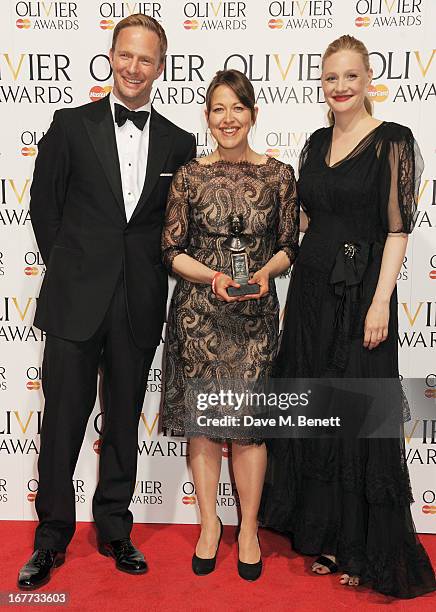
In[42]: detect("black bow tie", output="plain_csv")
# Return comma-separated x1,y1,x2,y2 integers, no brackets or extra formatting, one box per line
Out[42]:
114,103,149,130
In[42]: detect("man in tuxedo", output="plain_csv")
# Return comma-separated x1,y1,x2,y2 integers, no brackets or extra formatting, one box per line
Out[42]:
18,14,196,590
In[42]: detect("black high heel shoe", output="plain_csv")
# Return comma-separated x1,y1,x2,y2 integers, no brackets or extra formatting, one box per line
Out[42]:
192,516,223,576
237,533,262,581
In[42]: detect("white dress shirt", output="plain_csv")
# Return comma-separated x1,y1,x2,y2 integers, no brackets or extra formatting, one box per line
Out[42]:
109,92,151,222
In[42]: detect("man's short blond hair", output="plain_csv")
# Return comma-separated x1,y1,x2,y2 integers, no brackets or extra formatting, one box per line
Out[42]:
111,14,167,63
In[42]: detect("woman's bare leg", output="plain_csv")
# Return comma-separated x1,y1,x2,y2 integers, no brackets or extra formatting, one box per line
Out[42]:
190,436,222,557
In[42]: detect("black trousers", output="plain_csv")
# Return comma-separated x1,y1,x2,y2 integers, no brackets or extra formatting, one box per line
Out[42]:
34,279,156,551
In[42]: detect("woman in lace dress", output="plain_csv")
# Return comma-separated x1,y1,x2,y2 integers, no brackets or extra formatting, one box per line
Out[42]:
259,35,436,598
161,70,299,580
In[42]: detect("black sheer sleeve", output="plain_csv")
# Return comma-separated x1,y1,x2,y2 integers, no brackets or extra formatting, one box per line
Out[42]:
275,163,299,265
297,133,312,214
381,127,423,234
161,165,190,272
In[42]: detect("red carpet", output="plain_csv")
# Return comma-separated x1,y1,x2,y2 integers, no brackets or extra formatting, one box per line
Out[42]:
0,522,435,611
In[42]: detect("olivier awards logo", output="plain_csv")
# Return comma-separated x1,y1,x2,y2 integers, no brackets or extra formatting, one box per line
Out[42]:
429,255,436,281
0,479,7,502
0,297,44,342
368,83,389,102
0,410,41,455
131,480,163,505
146,368,162,393
425,374,436,399
354,0,422,28
24,251,45,278
89,85,112,102
223,52,324,105
422,491,436,516
92,407,189,457
182,1,247,31
267,0,334,30
0,176,31,227
0,53,73,104
399,302,436,349
415,177,436,227
15,1,80,30
98,1,163,30
397,255,408,281
182,482,196,505
20,129,45,157
265,130,310,161
26,366,42,391
0,365,6,391
181,481,239,507
88,52,207,105
367,49,435,104
27,479,38,502
405,382,436,471
25,479,86,503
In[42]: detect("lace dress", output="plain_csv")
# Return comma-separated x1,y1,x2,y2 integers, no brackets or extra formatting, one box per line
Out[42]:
161,157,299,442
259,122,436,598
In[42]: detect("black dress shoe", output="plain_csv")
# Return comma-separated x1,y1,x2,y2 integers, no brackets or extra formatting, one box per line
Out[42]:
237,534,262,581
17,549,65,590
192,517,223,576
98,538,148,574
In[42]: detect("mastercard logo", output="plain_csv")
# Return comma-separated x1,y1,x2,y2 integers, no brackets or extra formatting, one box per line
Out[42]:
429,270,436,280
21,146,36,157
425,388,436,399
355,16,370,27
222,444,231,458
89,85,112,102
183,20,199,30
100,19,115,30
26,381,41,391
266,148,280,158
422,505,436,515
27,492,36,502
368,84,389,102
268,19,283,29
16,19,31,29
93,439,101,454
182,495,196,505
24,266,39,276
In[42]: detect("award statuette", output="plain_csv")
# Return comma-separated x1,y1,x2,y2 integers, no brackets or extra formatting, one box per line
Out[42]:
223,213,260,297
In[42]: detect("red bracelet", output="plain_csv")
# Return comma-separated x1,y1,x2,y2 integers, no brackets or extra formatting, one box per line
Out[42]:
211,271,223,295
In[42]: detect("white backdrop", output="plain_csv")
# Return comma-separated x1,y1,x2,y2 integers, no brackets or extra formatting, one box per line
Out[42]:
0,0,435,532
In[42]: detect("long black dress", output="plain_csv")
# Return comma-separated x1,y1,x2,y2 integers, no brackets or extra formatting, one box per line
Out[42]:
259,122,436,598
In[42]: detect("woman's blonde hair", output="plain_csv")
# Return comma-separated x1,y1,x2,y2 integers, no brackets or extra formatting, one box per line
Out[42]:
322,35,373,126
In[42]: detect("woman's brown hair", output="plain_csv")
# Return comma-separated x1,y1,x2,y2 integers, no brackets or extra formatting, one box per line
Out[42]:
205,69,256,123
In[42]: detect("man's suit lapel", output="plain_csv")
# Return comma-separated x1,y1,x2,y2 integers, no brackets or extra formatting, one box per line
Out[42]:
83,96,126,221
130,108,169,222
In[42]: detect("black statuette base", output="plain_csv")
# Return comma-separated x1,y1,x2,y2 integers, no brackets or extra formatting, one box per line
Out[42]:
227,283,260,297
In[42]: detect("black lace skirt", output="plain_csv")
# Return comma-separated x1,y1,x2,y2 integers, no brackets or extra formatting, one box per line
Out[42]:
259,239,436,598
259,435,436,598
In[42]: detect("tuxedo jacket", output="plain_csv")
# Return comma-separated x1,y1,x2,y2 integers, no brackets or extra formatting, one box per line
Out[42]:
30,95,196,348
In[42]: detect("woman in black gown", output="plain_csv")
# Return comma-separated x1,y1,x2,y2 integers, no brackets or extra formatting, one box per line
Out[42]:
259,35,436,598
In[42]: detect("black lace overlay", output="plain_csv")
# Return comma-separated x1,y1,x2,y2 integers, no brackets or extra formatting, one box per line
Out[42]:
161,158,299,442
259,123,436,598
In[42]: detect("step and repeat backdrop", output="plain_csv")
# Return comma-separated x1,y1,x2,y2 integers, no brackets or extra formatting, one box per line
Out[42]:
0,1,435,531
